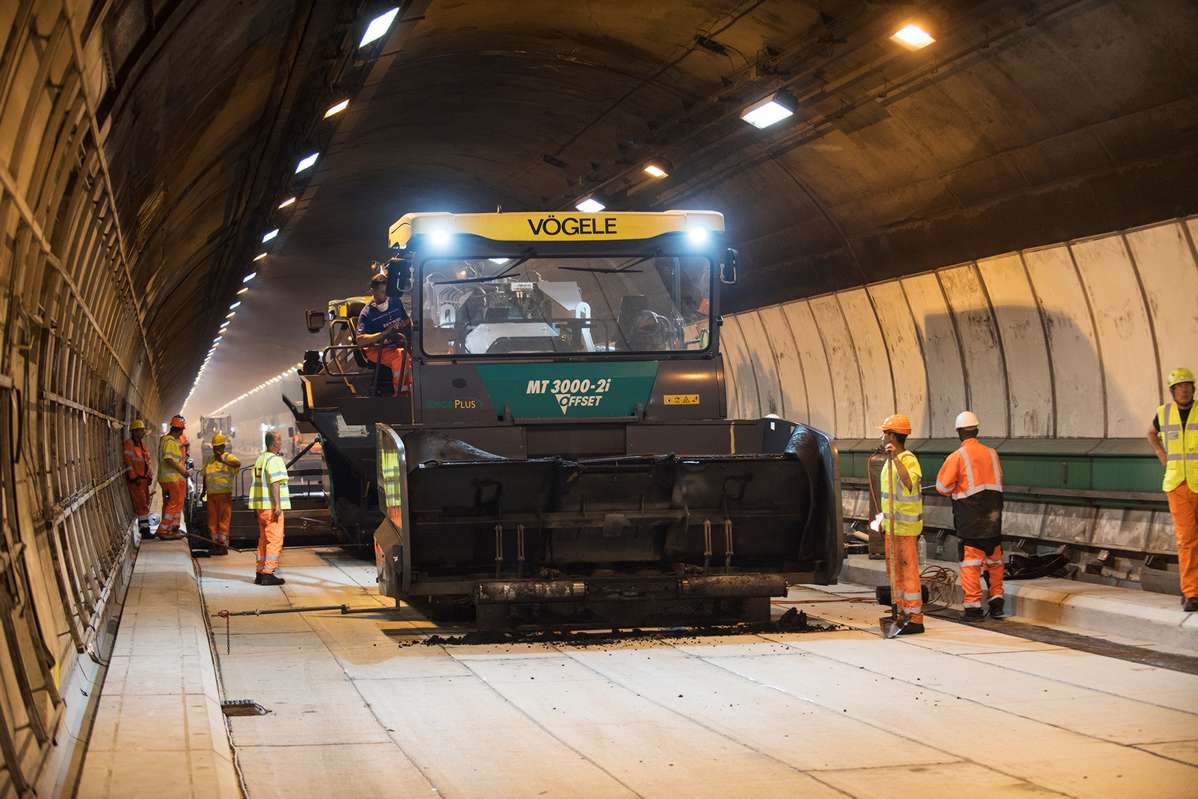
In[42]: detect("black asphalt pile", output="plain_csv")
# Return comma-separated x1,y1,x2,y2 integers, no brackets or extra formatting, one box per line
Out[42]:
398,607,845,648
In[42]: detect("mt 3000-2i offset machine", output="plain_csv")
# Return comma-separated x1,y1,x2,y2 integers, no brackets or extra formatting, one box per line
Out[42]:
293,210,842,627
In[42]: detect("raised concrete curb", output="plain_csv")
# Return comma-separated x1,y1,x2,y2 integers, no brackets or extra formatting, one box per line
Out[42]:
77,540,241,798
841,553,1198,654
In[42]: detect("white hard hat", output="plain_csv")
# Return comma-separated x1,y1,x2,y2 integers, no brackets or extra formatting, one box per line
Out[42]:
955,410,980,429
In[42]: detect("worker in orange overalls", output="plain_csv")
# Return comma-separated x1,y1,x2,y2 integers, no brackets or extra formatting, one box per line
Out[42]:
202,433,240,555
1148,367,1198,612
936,411,1005,621
249,431,290,585
157,415,189,540
879,414,924,635
356,268,412,395
123,419,154,540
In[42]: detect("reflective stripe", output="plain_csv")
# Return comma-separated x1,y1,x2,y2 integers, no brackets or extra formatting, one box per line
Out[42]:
935,480,952,495
901,591,923,600
903,605,923,614
984,558,1002,565
961,559,983,567
951,482,1004,500
988,448,1003,490
989,593,1004,600
963,601,982,608
1167,454,1187,461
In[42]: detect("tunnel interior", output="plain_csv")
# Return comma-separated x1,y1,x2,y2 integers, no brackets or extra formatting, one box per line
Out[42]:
1,0,1197,793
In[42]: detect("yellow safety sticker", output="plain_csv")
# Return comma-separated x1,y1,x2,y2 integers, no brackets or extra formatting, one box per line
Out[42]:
663,394,700,406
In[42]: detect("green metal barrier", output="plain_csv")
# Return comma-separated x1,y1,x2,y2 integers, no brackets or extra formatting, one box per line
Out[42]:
837,438,1166,510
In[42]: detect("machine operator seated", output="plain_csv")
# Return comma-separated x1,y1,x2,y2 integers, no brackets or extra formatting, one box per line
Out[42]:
356,269,412,395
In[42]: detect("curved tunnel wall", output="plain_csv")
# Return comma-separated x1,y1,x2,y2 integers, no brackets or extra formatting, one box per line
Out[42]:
721,216,1198,441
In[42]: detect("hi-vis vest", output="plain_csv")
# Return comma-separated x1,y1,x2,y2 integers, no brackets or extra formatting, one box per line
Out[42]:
880,450,923,536
249,452,291,510
204,454,239,494
123,439,151,480
158,436,184,485
1158,403,1198,492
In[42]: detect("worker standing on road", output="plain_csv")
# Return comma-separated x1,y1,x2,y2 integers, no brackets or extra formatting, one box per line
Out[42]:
123,420,155,540
879,414,924,635
157,415,189,540
202,433,240,556
356,269,412,395
249,431,290,586
1148,367,1198,613
936,412,1005,620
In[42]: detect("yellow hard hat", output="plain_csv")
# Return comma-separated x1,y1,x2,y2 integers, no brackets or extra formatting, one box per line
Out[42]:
130,419,145,431
211,433,227,447
1168,367,1195,387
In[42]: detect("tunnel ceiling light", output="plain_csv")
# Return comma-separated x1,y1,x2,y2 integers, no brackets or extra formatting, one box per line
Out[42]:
891,23,935,50
740,90,796,129
229,301,241,310
243,272,257,283
359,7,399,47
225,311,236,319
219,320,230,329
576,197,605,213
488,258,510,264
253,252,268,262
324,99,350,118
643,163,669,179
261,229,279,243
277,196,297,209
237,286,249,295
295,152,319,173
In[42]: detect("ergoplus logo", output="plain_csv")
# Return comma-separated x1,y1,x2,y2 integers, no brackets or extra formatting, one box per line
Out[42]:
527,377,613,415
527,215,617,236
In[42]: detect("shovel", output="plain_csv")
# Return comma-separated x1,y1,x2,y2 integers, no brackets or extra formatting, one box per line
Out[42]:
879,450,909,639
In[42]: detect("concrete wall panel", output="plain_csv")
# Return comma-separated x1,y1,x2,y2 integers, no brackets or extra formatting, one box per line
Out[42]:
1125,221,1198,402
735,310,782,416
900,273,967,437
1022,245,1105,437
836,288,893,435
809,295,865,438
723,215,1195,443
938,264,1010,437
977,253,1054,437
1071,235,1158,437
756,305,808,421
782,300,836,434
867,281,930,437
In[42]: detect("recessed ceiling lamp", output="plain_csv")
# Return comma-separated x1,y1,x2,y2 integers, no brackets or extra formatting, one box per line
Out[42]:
359,7,399,47
262,229,279,243
324,99,350,118
891,23,935,50
643,163,669,179
242,272,256,283
237,287,249,295
576,197,605,213
225,311,236,320
740,90,796,129
277,196,297,209
229,302,241,310
253,252,268,261
295,152,319,173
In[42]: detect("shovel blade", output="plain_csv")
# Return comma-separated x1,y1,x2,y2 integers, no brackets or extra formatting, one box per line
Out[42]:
879,615,906,639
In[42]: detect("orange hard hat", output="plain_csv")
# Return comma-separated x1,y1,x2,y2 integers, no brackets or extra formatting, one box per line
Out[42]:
880,414,912,435
169,414,186,429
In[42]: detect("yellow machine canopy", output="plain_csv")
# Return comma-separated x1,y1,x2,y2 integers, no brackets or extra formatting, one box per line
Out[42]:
388,210,725,249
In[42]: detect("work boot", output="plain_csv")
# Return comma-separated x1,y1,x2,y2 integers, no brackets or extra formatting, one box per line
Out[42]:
141,530,157,541
157,529,183,541
963,607,985,622
896,622,924,635
211,545,229,556
1184,597,1198,613
988,597,1005,618
255,573,285,586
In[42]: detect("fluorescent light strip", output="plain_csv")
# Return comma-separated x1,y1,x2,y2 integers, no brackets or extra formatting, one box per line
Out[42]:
359,7,399,47
324,99,349,118
295,152,319,172
277,196,296,209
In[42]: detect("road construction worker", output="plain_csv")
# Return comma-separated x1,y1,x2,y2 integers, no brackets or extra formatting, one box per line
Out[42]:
202,433,241,555
356,269,412,395
156,415,189,540
1148,367,1198,612
879,414,924,635
249,431,290,585
123,420,154,539
936,411,1005,620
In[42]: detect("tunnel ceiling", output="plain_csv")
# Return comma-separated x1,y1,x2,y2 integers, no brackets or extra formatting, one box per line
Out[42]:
97,0,1198,416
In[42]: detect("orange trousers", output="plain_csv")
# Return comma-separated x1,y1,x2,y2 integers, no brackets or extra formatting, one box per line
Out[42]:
207,493,232,546
161,480,185,531
884,535,923,623
1167,484,1198,598
255,510,285,575
364,346,412,393
127,479,150,519
961,543,1004,608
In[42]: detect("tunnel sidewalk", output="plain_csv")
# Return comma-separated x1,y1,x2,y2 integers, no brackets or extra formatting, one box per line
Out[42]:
76,539,241,798
842,553,1198,654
